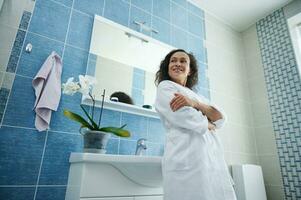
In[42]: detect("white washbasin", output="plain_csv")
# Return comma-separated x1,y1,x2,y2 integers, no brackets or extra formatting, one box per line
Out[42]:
70,153,162,187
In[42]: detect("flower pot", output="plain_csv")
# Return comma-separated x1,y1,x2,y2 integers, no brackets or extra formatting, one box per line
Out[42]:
81,129,111,154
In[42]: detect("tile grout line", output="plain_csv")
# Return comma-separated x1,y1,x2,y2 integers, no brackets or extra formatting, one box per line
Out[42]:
150,0,153,38
127,0,131,28
33,130,49,200
102,0,106,17
61,0,75,60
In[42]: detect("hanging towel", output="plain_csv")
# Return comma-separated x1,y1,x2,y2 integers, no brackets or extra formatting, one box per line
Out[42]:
32,51,62,131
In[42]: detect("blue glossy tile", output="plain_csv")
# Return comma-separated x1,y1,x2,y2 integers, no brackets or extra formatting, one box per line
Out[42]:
0,126,46,185
187,1,204,18
147,118,165,143
119,139,136,155
152,0,170,22
104,0,130,27
29,0,71,42
6,29,26,73
0,88,9,122
35,186,66,200
106,138,119,154
121,113,147,140
198,61,207,76
171,2,188,30
61,45,88,82
146,142,164,156
131,0,152,13
172,0,187,8
19,11,31,30
187,34,203,54
92,108,121,139
40,0,73,7
188,12,204,37
86,58,96,76
2,76,35,128
89,53,97,61
132,88,144,106
0,187,35,200
194,48,207,64
132,72,145,89
73,0,104,16
171,25,187,50
38,131,82,185
133,67,145,75
197,87,210,100
67,10,93,50
152,16,170,45
198,71,209,89
50,93,84,133
95,108,121,128
17,32,64,78
129,6,151,36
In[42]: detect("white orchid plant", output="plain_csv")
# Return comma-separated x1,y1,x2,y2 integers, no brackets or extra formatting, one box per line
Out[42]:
62,75,130,137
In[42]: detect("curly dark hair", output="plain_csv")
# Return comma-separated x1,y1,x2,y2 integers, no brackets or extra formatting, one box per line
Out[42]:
155,49,198,89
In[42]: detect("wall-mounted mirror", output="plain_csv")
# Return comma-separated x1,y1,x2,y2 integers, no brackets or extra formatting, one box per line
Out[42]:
82,15,175,117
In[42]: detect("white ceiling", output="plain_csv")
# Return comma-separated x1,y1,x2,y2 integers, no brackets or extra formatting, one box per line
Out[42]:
191,0,293,32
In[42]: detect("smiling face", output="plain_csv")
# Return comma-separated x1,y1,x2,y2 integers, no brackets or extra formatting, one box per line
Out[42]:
168,51,191,86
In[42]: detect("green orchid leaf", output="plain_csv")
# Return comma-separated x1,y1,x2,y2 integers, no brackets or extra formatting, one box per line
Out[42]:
99,127,130,137
63,110,94,130
80,105,99,129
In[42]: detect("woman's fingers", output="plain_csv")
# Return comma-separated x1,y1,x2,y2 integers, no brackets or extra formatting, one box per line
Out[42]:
170,95,188,111
170,93,183,105
171,98,186,111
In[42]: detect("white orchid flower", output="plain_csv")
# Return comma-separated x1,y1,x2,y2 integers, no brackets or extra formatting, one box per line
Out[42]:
78,75,97,95
62,77,80,95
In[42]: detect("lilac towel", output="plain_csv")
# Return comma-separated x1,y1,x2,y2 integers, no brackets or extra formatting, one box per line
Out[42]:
32,51,62,131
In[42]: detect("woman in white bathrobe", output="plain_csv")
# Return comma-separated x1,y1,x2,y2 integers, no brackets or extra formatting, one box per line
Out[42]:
154,49,237,200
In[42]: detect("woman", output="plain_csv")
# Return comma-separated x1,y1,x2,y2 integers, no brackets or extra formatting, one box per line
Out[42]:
154,49,237,200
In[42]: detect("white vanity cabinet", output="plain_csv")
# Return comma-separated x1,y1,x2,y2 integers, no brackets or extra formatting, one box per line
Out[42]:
134,196,163,200
80,196,163,200
81,198,133,200
65,153,163,200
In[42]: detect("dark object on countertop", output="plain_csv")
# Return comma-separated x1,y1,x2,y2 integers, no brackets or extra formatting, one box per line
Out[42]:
110,91,134,105
142,104,152,109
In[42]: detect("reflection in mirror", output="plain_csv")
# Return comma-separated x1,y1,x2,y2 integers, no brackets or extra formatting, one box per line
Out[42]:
85,15,175,116
110,91,134,105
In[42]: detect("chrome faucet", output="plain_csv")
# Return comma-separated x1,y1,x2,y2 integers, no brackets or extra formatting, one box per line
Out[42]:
135,138,147,156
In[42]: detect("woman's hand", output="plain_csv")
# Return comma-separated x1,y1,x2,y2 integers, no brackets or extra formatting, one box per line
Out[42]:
208,121,216,132
170,93,197,112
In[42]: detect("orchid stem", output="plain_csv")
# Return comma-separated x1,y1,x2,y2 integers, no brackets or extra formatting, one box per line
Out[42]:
98,89,105,127
89,92,95,121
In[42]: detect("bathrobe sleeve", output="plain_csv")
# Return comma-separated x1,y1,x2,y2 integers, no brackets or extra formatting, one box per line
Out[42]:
155,81,208,135
200,96,227,129
210,103,227,129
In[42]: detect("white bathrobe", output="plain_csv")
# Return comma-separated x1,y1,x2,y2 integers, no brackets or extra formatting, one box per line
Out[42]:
155,80,237,200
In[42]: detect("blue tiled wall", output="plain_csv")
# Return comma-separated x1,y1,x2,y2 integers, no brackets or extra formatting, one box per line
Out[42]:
0,0,207,199
256,8,301,199
132,67,145,106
